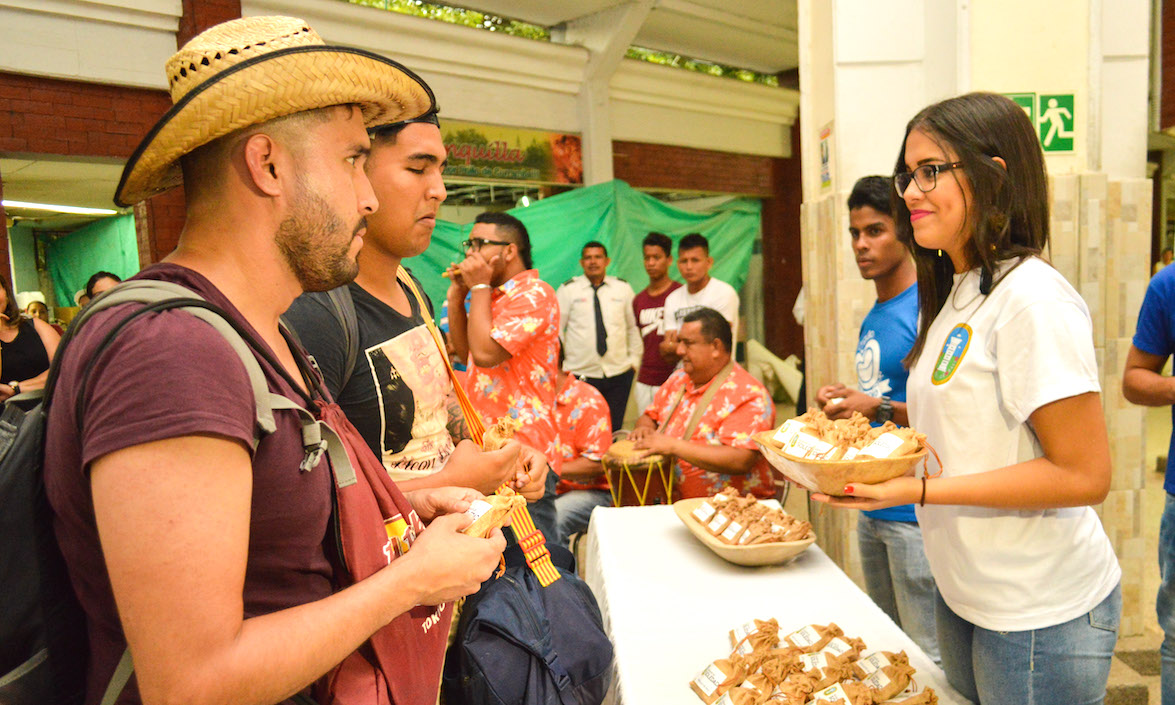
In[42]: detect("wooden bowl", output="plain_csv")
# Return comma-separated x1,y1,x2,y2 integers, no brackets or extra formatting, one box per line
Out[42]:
752,431,927,496
672,498,816,567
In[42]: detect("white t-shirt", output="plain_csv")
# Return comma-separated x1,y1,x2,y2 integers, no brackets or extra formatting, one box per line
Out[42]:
908,257,1120,631
663,277,739,335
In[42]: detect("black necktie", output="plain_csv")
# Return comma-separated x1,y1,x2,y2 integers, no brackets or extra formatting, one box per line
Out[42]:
592,283,607,357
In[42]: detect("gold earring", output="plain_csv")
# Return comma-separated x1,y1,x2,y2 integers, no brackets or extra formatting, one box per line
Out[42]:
937,249,943,257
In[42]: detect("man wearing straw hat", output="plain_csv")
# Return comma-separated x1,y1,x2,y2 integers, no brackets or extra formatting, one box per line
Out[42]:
43,16,510,705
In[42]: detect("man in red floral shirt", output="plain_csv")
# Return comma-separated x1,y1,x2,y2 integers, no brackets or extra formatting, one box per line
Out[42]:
631,307,776,499
552,357,613,543
447,211,561,538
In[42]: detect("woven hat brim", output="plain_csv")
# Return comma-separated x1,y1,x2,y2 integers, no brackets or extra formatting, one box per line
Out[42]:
115,46,435,207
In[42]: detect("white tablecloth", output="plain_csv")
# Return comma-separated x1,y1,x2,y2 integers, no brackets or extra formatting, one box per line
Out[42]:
582,505,970,705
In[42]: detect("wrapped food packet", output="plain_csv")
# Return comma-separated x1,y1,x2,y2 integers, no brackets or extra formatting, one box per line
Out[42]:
758,648,803,685
691,488,738,525
729,618,781,653
482,416,521,450
736,673,774,698
782,430,838,460
860,661,917,702
782,623,844,653
690,658,739,704
719,501,773,544
705,494,757,536
773,677,816,705
748,519,812,544
793,660,855,691
885,687,938,705
710,687,760,705
810,680,872,705
858,428,922,459
795,635,868,673
851,650,909,680
462,489,524,537
772,418,813,447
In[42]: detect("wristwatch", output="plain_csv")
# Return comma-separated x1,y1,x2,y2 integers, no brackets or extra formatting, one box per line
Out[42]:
8,381,20,394
875,396,893,424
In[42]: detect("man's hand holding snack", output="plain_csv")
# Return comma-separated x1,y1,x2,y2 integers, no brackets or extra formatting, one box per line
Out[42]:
512,445,549,501
817,384,878,421
404,486,488,522
456,251,497,290
401,512,507,605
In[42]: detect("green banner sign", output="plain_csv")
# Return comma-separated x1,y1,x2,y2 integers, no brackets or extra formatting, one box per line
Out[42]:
441,120,583,185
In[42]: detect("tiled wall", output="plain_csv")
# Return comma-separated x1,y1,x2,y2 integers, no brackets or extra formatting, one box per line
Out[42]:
800,174,1154,635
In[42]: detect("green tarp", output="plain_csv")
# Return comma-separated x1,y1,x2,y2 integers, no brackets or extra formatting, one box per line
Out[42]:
404,180,761,308
45,214,138,305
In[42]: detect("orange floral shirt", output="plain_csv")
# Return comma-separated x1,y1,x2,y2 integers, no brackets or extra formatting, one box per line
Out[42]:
468,269,562,472
555,374,613,494
644,363,776,499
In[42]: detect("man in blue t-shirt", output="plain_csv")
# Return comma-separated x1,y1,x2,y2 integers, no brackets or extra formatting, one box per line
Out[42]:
815,176,939,664
1124,267,1175,702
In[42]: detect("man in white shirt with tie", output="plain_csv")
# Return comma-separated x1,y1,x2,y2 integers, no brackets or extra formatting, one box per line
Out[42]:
556,241,642,431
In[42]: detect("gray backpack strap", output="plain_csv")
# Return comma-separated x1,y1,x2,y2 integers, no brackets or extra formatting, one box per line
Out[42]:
98,648,133,705
81,281,277,443
325,287,359,390
268,395,357,488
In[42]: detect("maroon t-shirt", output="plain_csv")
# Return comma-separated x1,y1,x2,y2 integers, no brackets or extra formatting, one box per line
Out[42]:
633,281,682,386
43,264,333,705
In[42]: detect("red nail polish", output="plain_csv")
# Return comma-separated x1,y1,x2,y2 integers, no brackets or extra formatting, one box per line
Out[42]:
843,486,854,495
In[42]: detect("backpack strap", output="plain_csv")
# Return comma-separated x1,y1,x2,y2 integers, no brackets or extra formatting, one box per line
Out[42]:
326,287,359,391
98,649,133,705
75,281,277,444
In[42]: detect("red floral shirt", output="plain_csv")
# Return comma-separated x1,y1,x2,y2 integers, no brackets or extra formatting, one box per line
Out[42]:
644,363,776,499
554,374,613,494
468,269,562,472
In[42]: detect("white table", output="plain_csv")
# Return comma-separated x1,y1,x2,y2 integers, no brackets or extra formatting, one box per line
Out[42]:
582,505,970,705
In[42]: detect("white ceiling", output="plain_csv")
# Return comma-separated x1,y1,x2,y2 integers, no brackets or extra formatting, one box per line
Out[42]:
1,157,128,230
460,0,797,74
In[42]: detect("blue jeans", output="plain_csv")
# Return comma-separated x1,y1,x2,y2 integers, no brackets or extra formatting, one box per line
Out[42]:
936,583,1120,705
857,515,941,665
1158,493,1175,705
554,489,613,545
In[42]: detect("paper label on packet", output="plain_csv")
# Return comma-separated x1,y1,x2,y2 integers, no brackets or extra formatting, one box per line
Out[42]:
736,639,756,656
822,636,852,657
773,418,808,445
693,664,725,696
712,694,736,705
707,512,731,533
785,432,835,459
859,432,905,458
787,625,821,648
864,668,892,691
692,502,717,523
464,499,492,522
816,683,851,702
720,520,744,542
731,621,757,644
842,447,860,460
855,651,892,676
798,652,825,671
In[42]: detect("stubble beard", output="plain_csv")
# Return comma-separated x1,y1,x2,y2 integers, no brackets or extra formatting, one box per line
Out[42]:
275,181,362,293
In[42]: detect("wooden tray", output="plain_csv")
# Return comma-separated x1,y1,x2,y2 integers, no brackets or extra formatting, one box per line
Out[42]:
753,431,927,496
672,498,816,567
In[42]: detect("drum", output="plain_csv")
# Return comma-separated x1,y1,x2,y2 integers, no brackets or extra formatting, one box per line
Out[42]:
601,440,675,507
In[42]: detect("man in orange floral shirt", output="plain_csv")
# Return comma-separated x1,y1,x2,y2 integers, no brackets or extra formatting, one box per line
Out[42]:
631,307,776,499
552,359,613,543
447,211,561,539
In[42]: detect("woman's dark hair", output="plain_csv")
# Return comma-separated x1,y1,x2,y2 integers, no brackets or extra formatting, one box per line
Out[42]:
894,92,1049,366
85,271,122,299
0,273,20,324
474,211,532,269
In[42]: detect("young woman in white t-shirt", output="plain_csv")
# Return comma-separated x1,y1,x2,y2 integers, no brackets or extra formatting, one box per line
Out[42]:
815,92,1121,705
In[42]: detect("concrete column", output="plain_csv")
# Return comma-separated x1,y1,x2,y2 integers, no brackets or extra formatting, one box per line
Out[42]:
555,1,653,185
798,0,1153,635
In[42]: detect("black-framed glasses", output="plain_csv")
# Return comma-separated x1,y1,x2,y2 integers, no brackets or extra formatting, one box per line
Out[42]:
893,161,965,196
461,237,511,252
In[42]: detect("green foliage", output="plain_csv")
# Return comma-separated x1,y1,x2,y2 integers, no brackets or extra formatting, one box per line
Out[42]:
345,1,780,87
347,0,550,39
626,46,779,87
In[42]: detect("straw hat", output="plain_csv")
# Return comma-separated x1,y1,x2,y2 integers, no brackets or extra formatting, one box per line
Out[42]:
115,15,435,207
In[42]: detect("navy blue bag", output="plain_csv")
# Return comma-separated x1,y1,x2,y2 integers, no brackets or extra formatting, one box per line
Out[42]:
442,542,613,705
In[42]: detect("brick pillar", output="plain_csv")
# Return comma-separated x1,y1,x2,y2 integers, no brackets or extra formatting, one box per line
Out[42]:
135,190,186,266
178,0,242,45
0,170,10,284
761,122,803,359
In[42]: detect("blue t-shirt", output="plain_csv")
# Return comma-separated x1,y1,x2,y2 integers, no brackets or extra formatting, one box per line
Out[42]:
1132,266,1175,493
857,283,919,522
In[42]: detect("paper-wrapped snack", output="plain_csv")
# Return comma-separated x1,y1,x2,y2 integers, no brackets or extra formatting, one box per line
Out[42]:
462,489,525,538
